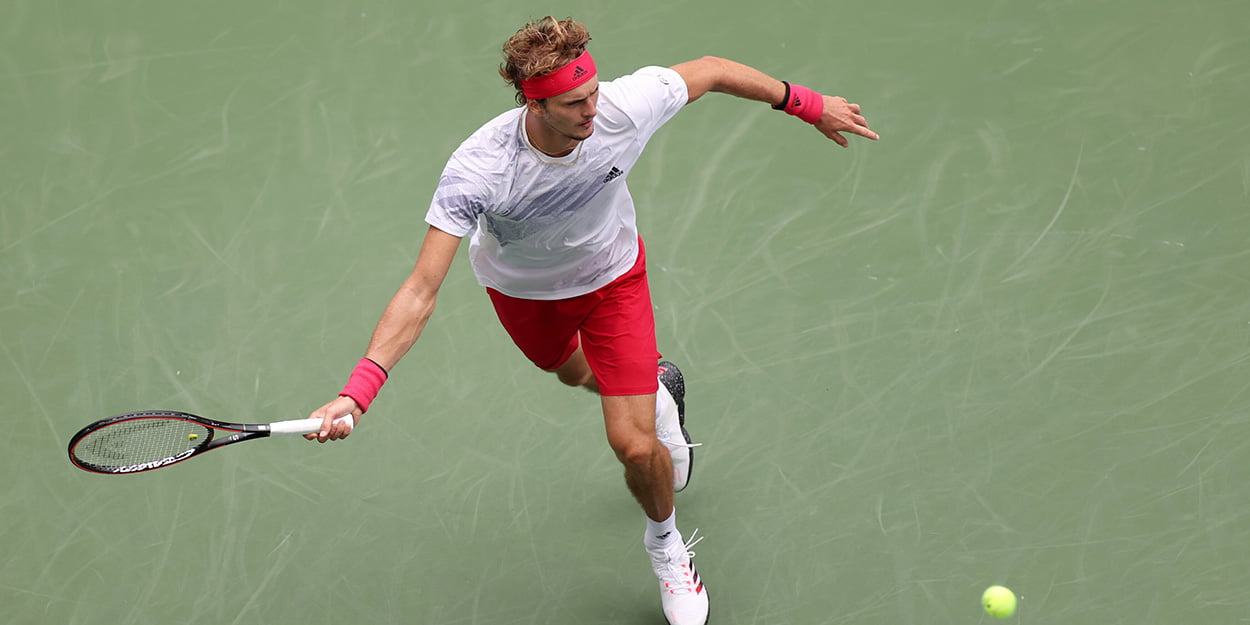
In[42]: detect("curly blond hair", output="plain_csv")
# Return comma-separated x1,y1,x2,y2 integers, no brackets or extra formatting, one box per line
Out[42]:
499,17,592,105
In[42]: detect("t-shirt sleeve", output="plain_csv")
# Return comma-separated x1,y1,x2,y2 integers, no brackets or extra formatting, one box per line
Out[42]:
603,66,688,142
424,153,488,237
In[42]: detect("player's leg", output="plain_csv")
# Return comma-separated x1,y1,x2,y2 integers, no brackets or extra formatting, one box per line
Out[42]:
572,242,693,491
553,339,688,484
581,242,708,625
602,393,673,519
600,392,705,625
553,343,598,392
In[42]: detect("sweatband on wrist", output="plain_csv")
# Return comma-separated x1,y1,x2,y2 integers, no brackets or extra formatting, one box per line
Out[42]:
774,81,824,125
520,51,597,100
340,358,388,413
771,81,792,110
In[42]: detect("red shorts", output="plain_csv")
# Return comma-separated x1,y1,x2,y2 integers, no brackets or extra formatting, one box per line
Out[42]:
487,239,660,396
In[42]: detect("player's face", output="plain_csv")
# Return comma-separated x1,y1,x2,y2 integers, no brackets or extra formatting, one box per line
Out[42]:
530,77,599,149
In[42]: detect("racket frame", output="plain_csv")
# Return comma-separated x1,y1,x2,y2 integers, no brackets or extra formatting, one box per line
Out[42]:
67,410,343,475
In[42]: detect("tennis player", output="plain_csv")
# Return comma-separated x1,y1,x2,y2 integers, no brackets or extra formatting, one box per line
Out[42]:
307,17,876,625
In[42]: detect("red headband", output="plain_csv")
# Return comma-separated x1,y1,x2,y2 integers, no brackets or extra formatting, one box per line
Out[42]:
520,51,597,100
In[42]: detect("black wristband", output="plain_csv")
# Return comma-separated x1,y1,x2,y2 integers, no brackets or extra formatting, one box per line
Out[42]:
772,81,791,110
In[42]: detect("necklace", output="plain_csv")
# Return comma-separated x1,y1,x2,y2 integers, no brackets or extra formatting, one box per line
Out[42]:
520,111,583,166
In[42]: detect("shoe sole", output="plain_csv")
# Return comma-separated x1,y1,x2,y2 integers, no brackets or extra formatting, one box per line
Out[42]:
657,361,686,423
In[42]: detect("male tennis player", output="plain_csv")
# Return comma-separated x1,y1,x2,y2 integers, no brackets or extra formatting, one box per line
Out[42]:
307,17,876,625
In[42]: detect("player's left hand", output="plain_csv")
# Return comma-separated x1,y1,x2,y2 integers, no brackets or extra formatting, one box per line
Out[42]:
816,96,879,147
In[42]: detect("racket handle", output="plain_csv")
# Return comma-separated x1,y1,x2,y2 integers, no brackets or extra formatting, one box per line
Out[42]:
270,414,355,436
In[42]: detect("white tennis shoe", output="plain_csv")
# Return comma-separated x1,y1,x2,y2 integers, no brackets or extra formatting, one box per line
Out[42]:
649,530,709,625
656,361,698,492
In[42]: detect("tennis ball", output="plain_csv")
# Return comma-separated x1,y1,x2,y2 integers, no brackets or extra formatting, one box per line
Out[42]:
982,585,1017,618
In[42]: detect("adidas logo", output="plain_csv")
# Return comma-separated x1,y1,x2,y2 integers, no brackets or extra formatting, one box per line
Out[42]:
656,531,673,540
572,65,587,80
602,166,623,183
791,95,802,107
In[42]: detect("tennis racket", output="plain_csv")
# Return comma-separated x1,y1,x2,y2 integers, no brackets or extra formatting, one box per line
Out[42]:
67,410,353,475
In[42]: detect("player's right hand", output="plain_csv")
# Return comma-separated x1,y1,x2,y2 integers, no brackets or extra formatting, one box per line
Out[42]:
305,396,360,443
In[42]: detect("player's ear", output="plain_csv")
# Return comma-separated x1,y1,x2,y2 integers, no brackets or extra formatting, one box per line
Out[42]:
526,98,547,117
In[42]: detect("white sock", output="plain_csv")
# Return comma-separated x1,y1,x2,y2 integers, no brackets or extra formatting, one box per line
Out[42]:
645,509,680,551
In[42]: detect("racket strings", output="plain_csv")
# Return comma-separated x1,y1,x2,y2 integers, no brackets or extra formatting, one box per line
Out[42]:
73,419,211,468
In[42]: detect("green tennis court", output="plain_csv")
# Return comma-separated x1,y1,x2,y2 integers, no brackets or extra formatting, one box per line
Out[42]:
4,1,1248,623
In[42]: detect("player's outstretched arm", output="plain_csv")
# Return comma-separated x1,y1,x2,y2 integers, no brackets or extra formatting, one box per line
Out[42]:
670,56,878,147
306,225,462,442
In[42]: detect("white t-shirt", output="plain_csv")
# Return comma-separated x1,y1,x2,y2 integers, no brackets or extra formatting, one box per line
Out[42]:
425,66,689,300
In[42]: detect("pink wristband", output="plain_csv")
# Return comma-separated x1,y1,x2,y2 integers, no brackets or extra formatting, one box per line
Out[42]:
776,82,824,125
340,358,388,413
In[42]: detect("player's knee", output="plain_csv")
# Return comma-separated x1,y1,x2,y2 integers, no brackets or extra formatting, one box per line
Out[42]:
555,369,580,386
609,435,660,468
556,368,594,388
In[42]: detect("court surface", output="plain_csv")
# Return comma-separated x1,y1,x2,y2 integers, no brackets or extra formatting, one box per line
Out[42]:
3,1,1249,623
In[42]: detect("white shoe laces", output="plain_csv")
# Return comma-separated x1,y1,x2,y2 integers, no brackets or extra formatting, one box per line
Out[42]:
652,529,705,595
665,439,703,449
655,417,702,449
